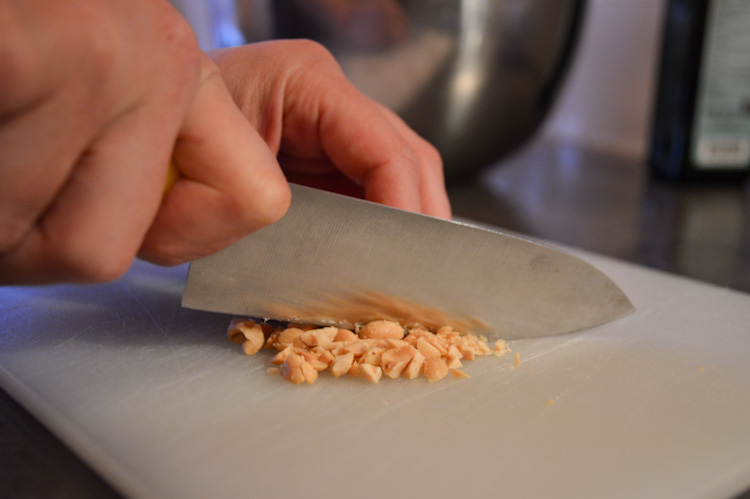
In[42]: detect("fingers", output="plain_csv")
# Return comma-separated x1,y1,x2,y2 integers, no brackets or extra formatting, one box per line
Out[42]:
292,41,451,219
0,95,177,284
374,104,452,219
138,57,290,266
0,58,290,284
0,0,207,284
213,40,452,220
298,80,451,219
0,1,114,252
0,85,94,253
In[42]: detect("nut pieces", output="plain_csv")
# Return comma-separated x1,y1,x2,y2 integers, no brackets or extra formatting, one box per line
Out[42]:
227,319,508,385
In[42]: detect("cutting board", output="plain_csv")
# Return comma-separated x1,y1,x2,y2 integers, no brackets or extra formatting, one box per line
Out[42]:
2,245,750,499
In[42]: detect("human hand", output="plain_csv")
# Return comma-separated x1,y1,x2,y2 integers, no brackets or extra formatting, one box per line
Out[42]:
0,0,290,285
209,40,452,219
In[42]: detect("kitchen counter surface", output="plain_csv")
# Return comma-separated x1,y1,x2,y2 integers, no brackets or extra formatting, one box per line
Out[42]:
2,139,750,498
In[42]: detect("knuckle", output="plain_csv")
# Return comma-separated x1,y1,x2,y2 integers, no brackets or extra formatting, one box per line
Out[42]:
197,54,224,87
138,243,187,268
287,39,337,63
236,178,291,230
421,140,444,174
158,6,200,54
282,39,343,78
84,21,120,73
55,242,134,283
399,141,423,175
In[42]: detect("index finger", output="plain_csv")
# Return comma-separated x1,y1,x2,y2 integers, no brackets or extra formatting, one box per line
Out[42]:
311,89,424,213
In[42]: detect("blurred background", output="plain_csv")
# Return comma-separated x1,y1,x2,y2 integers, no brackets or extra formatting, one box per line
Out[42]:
170,0,664,178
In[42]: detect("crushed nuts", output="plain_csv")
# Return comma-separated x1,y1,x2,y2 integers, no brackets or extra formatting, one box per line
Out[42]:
229,319,511,385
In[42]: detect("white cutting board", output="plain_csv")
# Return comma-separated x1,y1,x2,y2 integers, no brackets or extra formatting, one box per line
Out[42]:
2,247,750,499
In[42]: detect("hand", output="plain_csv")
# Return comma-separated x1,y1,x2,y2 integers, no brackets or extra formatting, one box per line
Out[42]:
209,40,452,219
0,0,290,285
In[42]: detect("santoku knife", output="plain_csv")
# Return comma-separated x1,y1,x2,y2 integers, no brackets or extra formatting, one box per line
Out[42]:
182,184,633,339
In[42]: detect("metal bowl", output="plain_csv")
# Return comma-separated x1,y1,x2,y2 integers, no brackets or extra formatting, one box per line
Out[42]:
235,0,586,179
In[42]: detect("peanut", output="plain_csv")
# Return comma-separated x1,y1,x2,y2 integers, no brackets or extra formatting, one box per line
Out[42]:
334,329,358,342
359,320,405,340
404,350,425,379
330,352,354,377
277,327,305,347
416,337,441,359
230,319,510,385
280,353,306,385
227,319,264,346
359,363,383,384
424,357,449,382
381,345,417,379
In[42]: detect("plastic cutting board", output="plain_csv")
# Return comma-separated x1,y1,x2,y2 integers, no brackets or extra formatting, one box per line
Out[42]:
1,246,750,499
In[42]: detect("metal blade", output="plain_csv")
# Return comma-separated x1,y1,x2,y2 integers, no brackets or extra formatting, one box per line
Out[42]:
182,184,633,339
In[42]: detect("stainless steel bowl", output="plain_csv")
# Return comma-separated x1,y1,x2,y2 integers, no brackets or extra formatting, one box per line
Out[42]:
235,0,586,179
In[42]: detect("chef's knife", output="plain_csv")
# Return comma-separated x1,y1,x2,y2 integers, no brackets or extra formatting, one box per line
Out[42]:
182,184,633,339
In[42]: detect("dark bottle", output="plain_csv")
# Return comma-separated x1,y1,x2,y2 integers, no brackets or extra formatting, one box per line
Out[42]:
650,0,750,183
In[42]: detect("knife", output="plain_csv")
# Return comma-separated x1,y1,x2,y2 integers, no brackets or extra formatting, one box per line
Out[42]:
181,184,633,339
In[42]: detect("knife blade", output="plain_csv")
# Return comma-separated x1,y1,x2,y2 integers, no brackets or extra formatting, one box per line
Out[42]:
181,184,633,339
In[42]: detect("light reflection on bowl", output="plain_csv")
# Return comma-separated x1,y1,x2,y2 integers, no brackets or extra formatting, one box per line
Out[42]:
233,0,586,179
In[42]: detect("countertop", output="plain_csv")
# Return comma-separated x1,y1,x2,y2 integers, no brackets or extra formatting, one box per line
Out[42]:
2,138,750,498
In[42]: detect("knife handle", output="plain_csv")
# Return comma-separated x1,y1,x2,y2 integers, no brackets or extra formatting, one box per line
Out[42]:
164,160,181,195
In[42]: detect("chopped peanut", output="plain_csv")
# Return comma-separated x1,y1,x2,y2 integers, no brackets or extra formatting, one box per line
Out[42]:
312,346,335,366
446,345,464,369
407,327,431,339
416,337,442,359
437,326,461,344
344,340,372,357
280,353,306,385
242,339,263,356
457,344,476,361
404,350,425,379
300,327,338,348
424,357,449,382
360,342,387,365
299,350,330,372
359,320,405,340
381,345,417,379
301,358,318,384
330,352,354,377
277,327,305,347
264,330,280,349
227,320,266,356
359,363,383,384
270,345,293,365
229,318,513,385
493,339,507,356
227,319,264,346
334,328,358,342
435,325,455,336
423,334,448,355
385,338,408,349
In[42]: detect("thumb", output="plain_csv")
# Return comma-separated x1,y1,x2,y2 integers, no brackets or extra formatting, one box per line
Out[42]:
139,56,290,265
